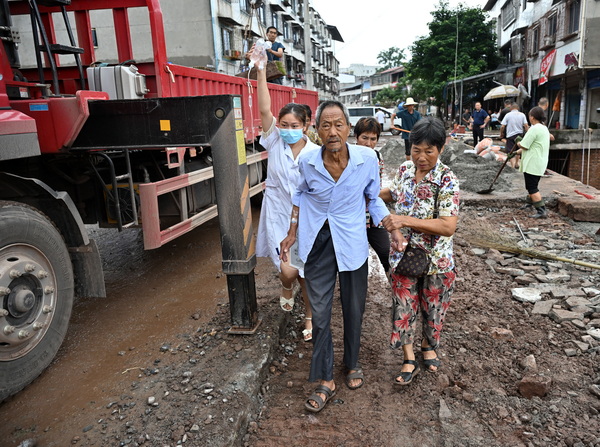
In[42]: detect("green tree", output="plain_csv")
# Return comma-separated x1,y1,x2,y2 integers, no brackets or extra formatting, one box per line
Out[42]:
374,85,406,108
377,47,405,71
405,1,500,111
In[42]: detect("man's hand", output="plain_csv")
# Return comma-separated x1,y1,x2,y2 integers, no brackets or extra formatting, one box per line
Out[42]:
279,233,296,263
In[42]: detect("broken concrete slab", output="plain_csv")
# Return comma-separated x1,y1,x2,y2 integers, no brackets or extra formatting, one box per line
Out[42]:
535,273,571,283
515,274,538,285
586,328,600,340
583,287,600,297
549,308,586,323
497,267,526,276
532,299,558,316
565,296,592,309
531,284,558,293
511,288,542,303
549,287,587,299
572,341,589,352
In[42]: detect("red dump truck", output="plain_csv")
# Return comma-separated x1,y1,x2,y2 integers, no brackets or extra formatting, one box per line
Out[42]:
0,0,318,401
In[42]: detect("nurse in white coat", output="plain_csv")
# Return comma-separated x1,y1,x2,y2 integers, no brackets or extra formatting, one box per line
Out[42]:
255,63,319,341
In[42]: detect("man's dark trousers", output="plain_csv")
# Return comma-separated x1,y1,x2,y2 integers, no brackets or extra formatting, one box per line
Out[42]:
304,223,368,382
473,126,484,146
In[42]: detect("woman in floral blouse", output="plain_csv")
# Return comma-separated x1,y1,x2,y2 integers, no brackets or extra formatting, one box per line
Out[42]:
380,117,460,386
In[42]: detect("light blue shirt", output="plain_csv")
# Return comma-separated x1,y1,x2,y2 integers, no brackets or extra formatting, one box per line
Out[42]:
292,144,390,271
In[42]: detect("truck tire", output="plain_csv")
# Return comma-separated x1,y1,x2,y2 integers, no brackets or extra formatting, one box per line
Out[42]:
0,202,74,402
390,128,401,136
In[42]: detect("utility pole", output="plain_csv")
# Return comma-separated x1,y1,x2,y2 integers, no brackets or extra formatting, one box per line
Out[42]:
303,0,313,91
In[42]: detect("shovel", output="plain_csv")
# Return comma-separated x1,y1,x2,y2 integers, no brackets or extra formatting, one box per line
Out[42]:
477,154,512,194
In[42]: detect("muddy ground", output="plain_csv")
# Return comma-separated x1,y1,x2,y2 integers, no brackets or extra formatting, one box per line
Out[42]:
1,135,600,447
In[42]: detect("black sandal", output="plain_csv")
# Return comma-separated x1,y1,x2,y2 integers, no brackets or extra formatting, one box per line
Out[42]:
422,346,441,372
394,359,420,386
346,368,364,390
305,384,336,413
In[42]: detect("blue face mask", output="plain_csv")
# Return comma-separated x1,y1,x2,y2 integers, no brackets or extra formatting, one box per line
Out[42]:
279,128,304,145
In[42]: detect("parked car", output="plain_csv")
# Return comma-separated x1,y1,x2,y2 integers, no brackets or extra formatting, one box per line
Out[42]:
347,106,393,132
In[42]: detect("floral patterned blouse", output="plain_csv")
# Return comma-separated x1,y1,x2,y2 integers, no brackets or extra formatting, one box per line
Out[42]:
389,160,460,275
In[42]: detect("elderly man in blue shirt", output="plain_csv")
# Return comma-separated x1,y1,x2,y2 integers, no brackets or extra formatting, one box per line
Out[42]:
280,100,403,413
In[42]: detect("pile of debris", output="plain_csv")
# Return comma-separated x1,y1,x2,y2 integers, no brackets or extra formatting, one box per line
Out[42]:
465,213,600,359
379,138,521,193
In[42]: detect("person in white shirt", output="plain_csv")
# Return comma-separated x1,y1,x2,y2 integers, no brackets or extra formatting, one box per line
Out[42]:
375,108,385,130
500,103,529,168
255,64,320,342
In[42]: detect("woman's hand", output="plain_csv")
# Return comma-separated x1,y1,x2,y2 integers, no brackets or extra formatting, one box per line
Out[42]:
279,233,296,263
382,214,406,232
390,230,408,253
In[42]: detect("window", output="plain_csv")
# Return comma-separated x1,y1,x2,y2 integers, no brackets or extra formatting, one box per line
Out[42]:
530,26,540,54
271,12,279,30
568,0,581,34
222,27,233,52
501,0,516,29
258,5,266,24
547,13,557,37
282,23,290,40
240,0,250,14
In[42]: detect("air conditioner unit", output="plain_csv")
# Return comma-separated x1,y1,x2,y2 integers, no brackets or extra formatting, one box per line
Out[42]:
544,35,555,46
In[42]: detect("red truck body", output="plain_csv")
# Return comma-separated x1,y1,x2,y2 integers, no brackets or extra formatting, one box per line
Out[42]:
0,0,317,402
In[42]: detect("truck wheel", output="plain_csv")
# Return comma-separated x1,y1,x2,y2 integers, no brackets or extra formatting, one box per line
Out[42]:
390,128,401,136
0,202,74,402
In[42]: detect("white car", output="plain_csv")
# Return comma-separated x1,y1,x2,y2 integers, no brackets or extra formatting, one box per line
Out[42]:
347,106,393,132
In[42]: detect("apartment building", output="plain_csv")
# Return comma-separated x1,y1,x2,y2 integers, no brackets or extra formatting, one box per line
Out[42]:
204,0,342,100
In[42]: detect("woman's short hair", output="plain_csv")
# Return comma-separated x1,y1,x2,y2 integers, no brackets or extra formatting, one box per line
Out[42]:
278,103,309,126
409,116,446,151
528,106,547,124
354,117,381,140
315,100,350,127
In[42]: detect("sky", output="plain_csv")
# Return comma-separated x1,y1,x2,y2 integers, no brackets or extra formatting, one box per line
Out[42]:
310,0,488,69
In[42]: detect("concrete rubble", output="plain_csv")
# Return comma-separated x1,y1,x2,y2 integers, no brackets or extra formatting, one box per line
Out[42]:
470,223,600,359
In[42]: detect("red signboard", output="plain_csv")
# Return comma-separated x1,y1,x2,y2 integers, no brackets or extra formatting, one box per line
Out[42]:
538,49,557,86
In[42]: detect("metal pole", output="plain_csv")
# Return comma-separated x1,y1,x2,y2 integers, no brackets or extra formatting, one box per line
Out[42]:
210,95,260,333
304,0,313,91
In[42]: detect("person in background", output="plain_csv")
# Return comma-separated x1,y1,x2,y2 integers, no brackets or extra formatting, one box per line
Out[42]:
537,97,555,142
394,97,422,161
461,107,471,129
265,26,285,85
280,101,402,413
489,110,500,130
375,108,386,131
380,117,460,387
500,103,529,169
514,106,551,219
354,117,391,276
469,101,489,147
255,64,319,342
498,99,513,124
300,104,322,146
